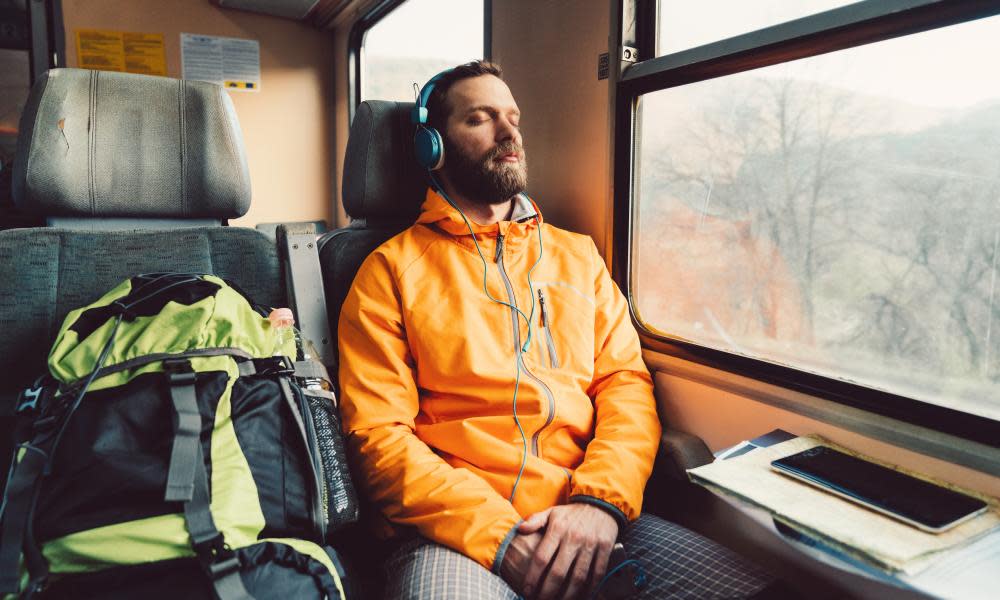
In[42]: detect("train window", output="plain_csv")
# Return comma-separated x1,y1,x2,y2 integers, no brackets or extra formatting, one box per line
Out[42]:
358,0,484,103
657,0,860,55
633,14,1000,422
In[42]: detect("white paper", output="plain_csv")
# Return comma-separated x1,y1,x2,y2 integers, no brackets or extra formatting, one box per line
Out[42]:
181,33,260,92
904,528,1000,600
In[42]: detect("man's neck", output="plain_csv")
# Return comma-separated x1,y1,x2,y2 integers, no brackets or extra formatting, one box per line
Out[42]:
438,180,513,226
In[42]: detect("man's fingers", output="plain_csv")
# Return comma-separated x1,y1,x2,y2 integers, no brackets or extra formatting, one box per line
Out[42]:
560,545,595,600
519,509,551,534
522,528,560,597
588,542,613,591
537,542,580,600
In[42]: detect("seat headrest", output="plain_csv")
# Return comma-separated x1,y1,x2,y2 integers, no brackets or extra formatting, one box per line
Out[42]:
12,68,251,219
343,100,426,222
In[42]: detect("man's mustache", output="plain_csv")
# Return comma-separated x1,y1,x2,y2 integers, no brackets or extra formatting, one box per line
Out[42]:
484,141,524,162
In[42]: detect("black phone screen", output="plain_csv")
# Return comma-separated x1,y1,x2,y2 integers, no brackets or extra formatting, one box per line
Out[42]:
771,446,987,531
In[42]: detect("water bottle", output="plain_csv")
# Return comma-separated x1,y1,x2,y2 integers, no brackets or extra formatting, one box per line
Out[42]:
267,308,296,357
268,308,331,391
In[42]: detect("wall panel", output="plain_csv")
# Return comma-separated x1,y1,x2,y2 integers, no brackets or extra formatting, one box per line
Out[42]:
61,0,336,227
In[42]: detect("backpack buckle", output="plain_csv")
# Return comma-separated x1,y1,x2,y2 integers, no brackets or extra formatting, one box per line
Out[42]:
163,359,196,385
193,534,240,578
16,376,55,415
250,356,294,377
16,386,44,414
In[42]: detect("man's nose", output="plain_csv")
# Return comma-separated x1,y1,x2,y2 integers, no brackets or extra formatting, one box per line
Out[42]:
496,117,521,145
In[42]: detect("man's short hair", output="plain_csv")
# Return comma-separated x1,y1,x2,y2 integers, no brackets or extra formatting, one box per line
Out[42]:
426,60,503,135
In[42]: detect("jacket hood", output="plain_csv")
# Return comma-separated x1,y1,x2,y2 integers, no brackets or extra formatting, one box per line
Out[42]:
415,188,542,237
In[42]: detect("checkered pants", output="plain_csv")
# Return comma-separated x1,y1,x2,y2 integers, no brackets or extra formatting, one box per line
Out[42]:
382,513,776,599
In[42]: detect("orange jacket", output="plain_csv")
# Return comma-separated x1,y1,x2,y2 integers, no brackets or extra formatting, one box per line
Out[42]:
338,189,660,571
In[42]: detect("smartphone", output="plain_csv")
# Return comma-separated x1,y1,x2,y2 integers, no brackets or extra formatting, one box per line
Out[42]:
771,446,988,533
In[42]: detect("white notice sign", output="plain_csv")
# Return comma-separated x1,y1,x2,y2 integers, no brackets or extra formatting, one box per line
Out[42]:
181,33,260,92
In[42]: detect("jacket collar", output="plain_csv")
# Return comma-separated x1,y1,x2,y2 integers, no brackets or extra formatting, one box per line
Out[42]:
416,188,541,237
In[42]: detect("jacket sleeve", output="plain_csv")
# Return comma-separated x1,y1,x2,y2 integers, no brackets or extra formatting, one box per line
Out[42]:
568,242,661,527
338,251,523,571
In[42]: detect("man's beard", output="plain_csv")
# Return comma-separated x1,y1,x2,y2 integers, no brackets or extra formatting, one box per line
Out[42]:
443,139,527,206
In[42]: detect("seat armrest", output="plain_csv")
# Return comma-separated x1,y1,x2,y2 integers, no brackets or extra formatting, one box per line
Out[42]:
656,428,714,481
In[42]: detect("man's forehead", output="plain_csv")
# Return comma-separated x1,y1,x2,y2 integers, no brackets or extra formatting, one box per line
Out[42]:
447,75,518,115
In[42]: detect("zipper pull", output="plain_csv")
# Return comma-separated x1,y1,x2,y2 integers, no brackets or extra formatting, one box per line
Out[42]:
538,289,548,326
494,233,505,263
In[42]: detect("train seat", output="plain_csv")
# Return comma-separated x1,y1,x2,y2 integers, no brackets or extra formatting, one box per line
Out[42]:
0,68,288,489
317,100,425,370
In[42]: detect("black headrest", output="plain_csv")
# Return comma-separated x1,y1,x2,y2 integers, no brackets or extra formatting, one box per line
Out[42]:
12,68,251,219
342,100,426,222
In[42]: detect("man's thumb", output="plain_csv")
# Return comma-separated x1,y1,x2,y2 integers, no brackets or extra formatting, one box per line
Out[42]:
518,509,551,533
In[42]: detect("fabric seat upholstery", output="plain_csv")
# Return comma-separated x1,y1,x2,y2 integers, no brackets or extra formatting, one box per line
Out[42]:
318,100,426,368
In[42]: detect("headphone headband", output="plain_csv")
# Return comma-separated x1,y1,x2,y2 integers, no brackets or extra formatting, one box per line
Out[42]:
411,68,453,126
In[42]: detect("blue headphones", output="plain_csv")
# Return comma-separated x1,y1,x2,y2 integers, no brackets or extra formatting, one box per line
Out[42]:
411,69,451,171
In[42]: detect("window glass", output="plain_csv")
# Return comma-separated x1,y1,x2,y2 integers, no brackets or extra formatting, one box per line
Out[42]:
658,0,860,56
0,48,31,212
635,16,1000,420
362,0,484,102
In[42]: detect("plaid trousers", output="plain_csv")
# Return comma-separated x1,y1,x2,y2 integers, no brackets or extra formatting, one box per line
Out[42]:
382,513,777,599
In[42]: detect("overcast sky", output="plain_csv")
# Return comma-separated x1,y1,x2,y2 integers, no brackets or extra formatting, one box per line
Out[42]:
366,1,998,110
364,0,483,61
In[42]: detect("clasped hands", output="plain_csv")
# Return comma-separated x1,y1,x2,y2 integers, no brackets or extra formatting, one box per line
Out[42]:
500,503,619,600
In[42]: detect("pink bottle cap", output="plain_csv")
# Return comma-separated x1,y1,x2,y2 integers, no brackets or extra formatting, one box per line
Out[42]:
268,308,295,329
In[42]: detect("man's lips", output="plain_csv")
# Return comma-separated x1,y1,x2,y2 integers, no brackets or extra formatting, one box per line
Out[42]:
495,152,520,163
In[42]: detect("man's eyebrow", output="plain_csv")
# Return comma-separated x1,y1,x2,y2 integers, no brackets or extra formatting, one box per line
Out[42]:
464,105,520,116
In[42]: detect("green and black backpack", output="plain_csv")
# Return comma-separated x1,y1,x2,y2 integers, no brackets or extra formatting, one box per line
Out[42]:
0,273,358,599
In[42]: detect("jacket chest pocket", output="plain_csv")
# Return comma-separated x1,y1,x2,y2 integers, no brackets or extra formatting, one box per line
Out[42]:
532,283,596,372
537,289,560,369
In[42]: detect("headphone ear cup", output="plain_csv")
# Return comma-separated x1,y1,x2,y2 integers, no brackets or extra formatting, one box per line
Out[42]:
414,126,445,171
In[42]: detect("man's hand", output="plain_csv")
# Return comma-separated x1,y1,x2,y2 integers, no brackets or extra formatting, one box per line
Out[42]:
519,504,619,600
500,531,543,594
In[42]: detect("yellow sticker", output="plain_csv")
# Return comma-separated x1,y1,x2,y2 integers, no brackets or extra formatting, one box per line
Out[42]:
76,30,166,76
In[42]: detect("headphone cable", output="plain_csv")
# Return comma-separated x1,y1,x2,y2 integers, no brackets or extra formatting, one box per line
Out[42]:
427,173,543,504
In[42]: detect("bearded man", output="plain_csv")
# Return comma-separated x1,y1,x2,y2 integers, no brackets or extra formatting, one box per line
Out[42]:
338,61,783,600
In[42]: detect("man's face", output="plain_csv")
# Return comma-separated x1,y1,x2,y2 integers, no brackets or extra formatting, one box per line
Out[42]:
440,74,527,206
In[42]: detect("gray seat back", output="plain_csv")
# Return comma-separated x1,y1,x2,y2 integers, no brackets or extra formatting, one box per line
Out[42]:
13,68,251,225
318,100,426,368
1,69,283,471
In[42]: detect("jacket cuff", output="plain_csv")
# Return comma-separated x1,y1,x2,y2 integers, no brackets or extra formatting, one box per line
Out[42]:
569,495,629,532
491,520,522,575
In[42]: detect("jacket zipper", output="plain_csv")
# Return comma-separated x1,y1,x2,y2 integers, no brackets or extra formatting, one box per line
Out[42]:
495,233,556,457
538,289,560,369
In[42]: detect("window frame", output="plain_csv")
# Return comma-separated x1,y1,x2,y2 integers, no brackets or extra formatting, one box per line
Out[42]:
347,0,492,124
613,0,1000,448
26,0,64,81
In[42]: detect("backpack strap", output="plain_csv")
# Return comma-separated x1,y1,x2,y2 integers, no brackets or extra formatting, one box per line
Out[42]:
164,360,201,503
164,359,254,600
0,445,47,594
0,383,71,596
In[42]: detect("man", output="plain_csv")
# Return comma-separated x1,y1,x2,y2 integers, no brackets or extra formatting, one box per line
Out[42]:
338,61,780,599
